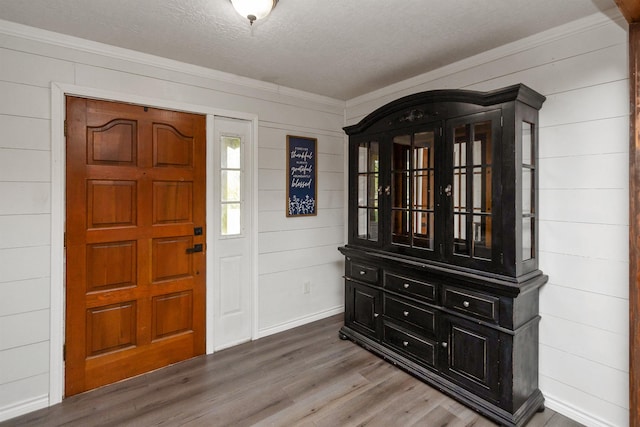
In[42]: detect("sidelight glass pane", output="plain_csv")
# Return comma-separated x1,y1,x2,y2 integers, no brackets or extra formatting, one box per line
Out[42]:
221,170,241,202
221,136,241,169
221,203,241,235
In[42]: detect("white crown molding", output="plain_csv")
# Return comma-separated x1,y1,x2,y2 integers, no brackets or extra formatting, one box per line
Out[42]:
346,7,627,109
0,18,345,109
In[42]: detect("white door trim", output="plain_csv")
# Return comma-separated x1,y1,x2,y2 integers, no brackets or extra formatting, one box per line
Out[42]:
50,82,259,405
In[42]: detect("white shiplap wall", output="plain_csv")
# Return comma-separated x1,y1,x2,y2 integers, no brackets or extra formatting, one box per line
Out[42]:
345,9,629,427
0,8,632,427
0,20,345,421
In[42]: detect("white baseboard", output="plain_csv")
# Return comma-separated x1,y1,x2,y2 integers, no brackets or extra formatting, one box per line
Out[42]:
544,394,619,427
257,306,344,339
214,337,252,352
0,395,48,423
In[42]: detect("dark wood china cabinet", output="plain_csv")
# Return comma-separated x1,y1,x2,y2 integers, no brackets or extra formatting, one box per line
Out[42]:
339,84,547,427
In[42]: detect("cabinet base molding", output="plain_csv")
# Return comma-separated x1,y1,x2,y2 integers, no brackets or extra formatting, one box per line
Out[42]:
339,325,545,427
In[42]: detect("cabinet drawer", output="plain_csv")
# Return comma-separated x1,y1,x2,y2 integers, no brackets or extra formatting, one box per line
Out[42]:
349,262,380,285
385,273,436,302
383,323,436,367
384,295,435,335
443,286,499,322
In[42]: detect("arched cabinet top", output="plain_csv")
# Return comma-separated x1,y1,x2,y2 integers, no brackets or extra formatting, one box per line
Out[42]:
344,83,546,136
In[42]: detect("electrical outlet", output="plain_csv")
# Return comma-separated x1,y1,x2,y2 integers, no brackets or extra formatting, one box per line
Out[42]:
303,281,311,294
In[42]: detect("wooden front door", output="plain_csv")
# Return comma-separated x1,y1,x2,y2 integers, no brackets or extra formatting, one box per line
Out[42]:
65,97,206,396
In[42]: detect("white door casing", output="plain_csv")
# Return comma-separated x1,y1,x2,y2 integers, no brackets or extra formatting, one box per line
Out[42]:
50,83,259,405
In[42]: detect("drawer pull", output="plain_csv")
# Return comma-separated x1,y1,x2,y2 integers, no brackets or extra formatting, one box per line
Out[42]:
441,342,448,348
463,301,470,308
360,270,366,275
374,313,379,318
403,311,409,317
403,283,410,289
403,341,409,347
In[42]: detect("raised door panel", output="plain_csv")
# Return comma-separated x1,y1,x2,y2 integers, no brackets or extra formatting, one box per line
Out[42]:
86,241,136,292
346,281,381,339
87,180,137,228
153,123,193,168
85,301,137,357
441,315,500,403
87,119,137,165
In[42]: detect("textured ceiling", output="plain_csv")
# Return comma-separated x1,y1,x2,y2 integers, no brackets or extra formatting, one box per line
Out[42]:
0,0,618,100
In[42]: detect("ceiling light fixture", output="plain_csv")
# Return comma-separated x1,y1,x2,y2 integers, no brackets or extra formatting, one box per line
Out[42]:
230,0,278,25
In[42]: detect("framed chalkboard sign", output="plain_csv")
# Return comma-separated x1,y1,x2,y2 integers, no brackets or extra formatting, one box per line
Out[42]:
286,135,317,217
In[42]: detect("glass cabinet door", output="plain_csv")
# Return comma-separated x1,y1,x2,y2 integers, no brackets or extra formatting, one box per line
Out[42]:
449,113,499,263
390,129,438,254
356,141,380,242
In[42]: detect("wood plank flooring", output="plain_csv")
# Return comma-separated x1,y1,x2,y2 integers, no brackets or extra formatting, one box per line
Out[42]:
3,315,583,427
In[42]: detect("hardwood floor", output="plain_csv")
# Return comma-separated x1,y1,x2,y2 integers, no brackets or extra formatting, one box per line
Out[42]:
3,315,583,427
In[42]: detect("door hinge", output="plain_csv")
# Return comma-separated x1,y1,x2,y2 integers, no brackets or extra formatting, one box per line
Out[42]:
64,120,67,137
64,232,66,248
63,344,66,361
500,116,503,127
500,252,504,264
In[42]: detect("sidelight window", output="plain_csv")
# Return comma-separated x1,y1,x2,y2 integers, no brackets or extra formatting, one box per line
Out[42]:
221,135,242,236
